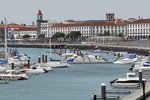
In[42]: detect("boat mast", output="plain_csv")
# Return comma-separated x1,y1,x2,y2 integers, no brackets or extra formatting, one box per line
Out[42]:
4,18,8,60
49,29,52,60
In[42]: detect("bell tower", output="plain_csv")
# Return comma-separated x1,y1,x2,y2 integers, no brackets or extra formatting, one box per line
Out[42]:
37,9,43,37
37,9,43,21
106,13,115,22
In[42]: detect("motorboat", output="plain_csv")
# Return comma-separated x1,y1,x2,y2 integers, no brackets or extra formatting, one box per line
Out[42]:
31,63,53,72
0,70,28,81
40,61,70,68
61,52,108,64
133,63,150,75
110,73,147,88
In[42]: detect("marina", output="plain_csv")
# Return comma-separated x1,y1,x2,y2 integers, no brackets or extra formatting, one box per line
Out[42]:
0,47,149,100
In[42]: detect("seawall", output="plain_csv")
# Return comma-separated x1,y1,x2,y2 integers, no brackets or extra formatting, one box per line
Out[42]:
1,43,150,55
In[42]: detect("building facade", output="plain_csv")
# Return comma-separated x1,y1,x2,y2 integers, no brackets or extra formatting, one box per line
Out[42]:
13,27,37,39
127,19,150,39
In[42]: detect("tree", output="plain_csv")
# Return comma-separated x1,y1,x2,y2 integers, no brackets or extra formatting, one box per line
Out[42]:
53,32,65,38
67,31,81,41
22,34,31,39
38,34,45,39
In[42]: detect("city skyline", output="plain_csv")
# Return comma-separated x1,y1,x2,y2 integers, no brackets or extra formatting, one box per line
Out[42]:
0,0,150,24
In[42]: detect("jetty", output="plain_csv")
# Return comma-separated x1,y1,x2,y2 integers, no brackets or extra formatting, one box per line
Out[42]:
122,83,150,100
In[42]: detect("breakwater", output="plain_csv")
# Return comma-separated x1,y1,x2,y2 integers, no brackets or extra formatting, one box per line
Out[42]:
1,43,150,55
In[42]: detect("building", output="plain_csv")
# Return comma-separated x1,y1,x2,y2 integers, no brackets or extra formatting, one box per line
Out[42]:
127,19,150,39
36,10,150,40
36,9,49,37
49,14,127,38
13,27,37,39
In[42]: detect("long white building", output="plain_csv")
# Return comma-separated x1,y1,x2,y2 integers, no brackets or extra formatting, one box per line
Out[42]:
37,10,150,40
49,19,127,37
127,19,150,39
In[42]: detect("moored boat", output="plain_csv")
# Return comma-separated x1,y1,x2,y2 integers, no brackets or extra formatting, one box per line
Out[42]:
0,70,28,81
110,73,147,88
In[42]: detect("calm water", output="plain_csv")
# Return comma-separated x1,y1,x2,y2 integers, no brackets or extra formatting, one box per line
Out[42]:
0,48,138,100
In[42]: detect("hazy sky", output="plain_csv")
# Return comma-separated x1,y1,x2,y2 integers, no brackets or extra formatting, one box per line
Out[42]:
0,0,149,24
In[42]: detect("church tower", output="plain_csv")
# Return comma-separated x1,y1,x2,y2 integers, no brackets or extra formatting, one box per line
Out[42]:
106,13,115,22
37,9,43,21
37,9,43,37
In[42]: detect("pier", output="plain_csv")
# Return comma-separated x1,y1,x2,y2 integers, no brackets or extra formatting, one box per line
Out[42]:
122,83,150,100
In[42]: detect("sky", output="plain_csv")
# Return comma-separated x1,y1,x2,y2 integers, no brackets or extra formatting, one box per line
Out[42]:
0,0,149,24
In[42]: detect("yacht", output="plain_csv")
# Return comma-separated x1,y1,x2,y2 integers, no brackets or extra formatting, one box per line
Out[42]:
0,70,28,81
110,73,147,88
40,61,70,68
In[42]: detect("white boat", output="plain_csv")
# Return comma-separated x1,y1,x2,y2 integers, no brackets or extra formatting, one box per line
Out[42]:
0,80,9,84
40,61,70,68
22,68,45,75
0,65,8,72
114,53,138,64
0,70,28,81
31,63,53,72
61,52,108,64
110,73,147,88
8,54,29,66
133,62,150,75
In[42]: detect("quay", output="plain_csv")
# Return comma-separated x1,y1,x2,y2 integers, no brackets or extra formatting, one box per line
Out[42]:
122,83,150,100
1,42,150,55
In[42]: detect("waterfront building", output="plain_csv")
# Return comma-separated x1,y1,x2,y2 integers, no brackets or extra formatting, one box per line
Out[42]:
36,9,49,37
13,27,37,39
127,19,150,39
49,14,127,38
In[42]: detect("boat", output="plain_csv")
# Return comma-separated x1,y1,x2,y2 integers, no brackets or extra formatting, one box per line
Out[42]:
31,63,53,71
39,35,70,68
114,53,138,64
61,52,108,64
133,63,150,75
0,79,9,84
0,70,28,81
110,72,147,88
40,61,70,68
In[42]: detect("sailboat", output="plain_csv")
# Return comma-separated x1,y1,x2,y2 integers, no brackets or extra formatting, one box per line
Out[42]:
39,33,70,68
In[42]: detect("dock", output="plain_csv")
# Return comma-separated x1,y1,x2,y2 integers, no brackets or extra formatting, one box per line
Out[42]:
122,83,150,100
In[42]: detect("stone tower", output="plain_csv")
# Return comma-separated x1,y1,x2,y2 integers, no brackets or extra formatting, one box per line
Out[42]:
106,13,115,22
37,9,43,37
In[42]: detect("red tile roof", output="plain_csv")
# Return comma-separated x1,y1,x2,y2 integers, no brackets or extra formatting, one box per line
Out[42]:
14,27,37,31
0,24,26,29
128,19,150,24
37,9,43,16
51,20,127,27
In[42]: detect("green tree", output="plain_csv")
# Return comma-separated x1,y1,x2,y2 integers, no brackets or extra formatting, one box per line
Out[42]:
38,34,45,39
68,31,81,41
22,34,31,39
53,32,65,38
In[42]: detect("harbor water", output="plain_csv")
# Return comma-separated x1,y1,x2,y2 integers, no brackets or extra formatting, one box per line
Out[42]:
0,48,141,100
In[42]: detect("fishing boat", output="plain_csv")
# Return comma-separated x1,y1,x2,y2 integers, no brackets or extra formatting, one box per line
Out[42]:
0,70,28,81
110,73,147,88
